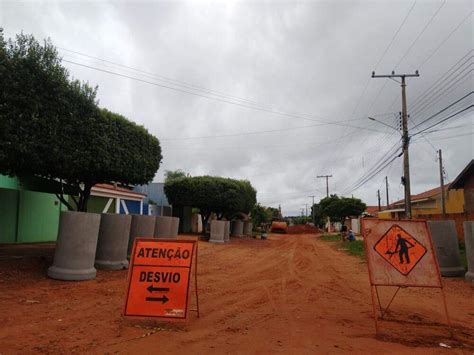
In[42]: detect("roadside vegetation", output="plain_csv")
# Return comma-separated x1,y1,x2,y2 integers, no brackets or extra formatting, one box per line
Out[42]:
320,233,365,260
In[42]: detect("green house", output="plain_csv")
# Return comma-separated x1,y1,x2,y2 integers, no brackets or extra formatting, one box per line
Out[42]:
0,176,146,244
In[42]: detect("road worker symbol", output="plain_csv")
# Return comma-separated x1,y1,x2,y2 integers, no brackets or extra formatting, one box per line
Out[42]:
374,224,427,275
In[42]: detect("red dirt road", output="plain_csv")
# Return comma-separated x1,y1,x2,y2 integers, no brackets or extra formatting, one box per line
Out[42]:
0,234,473,354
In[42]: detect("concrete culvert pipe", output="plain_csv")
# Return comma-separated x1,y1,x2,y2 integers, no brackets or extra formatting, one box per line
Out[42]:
171,217,180,237
224,221,230,242
463,221,474,284
243,221,253,236
210,220,225,243
154,216,174,239
48,211,101,281
128,215,156,256
231,220,244,237
95,213,132,270
428,220,465,277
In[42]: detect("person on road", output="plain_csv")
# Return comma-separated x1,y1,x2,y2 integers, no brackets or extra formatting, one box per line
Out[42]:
347,230,356,242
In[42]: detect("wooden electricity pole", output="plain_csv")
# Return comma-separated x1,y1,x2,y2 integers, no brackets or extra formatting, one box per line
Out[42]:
317,175,333,198
372,70,419,219
377,190,381,211
438,149,446,216
309,195,315,224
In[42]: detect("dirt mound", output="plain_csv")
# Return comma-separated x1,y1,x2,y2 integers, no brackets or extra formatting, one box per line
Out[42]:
287,224,320,234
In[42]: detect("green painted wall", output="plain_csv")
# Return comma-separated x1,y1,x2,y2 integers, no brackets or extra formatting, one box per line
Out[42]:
16,190,65,243
0,175,20,190
0,188,19,243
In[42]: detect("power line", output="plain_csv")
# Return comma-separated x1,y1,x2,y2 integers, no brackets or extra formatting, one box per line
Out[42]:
393,0,446,69
418,11,473,68
411,91,473,130
62,59,392,135
411,66,472,118
412,105,474,136
344,150,403,195
59,48,281,110
350,0,418,117
409,51,472,110
341,139,402,194
160,116,371,141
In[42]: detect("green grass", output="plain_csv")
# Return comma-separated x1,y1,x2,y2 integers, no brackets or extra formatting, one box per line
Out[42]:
320,234,341,241
343,240,365,259
320,234,366,260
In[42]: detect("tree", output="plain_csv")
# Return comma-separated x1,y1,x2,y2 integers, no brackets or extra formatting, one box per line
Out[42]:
164,176,257,231
317,195,366,222
310,203,325,227
0,30,162,211
164,169,188,182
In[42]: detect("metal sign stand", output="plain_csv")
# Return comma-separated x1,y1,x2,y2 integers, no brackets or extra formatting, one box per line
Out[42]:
362,218,453,338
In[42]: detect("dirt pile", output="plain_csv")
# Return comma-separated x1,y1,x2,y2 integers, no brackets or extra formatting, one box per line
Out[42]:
287,224,320,234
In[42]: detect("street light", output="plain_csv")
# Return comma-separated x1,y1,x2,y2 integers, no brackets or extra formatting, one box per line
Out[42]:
368,116,401,135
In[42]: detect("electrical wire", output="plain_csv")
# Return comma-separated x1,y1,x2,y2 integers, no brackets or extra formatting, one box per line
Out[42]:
412,105,474,136
411,91,473,130
62,58,391,135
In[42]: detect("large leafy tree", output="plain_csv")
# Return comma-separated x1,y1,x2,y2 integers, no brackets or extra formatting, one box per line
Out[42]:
0,30,162,211
164,169,188,182
164,176,257,230
251,204,281,227
315,195,366,222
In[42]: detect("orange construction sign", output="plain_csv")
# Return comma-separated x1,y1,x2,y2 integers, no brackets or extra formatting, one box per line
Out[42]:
123,238,197,319
361,218,451,337
362,219,441,287
374,224,427,276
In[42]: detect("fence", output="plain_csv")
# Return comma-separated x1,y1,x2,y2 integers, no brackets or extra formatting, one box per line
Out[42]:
415,212,474,241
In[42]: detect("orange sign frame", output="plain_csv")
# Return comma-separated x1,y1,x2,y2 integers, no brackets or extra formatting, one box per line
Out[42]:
361,218,452,336
123,238,199,320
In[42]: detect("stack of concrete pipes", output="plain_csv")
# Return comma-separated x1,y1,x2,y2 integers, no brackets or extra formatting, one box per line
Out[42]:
209,219,253,243
209,220,231,243
47,211,180,281
427,220,473,283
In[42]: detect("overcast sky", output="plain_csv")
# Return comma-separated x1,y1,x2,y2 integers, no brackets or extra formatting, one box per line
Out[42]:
1,0,472,215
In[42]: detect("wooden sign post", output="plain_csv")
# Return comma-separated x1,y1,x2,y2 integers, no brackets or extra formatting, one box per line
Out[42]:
123,238,199,319
361,218,451,336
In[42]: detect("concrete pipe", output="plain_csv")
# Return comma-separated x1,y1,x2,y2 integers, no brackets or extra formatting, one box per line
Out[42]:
171,217,180,237
428,220,464,277
231,220,244,237
243,221,253,236
128,215,156,256
95,213,132,270
224,221,230,242
464,221,474,284
48,211,101,281
210,220,225,243
154,216,174,239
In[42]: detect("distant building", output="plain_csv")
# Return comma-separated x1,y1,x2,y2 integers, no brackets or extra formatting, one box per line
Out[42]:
133,182,172,216
377,160,473,240
449,159,474,213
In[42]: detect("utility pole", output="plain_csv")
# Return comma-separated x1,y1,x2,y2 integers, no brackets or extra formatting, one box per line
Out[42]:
317,175,333,197
438,149,446,216
385,176,390,208
372,70,419,219
309,195,315,224
377,190,381,211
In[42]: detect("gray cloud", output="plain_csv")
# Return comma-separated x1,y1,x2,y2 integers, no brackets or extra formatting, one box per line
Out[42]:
2,0,472,215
